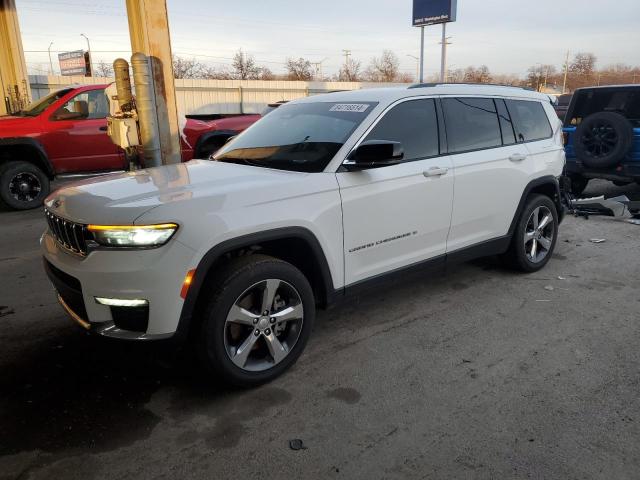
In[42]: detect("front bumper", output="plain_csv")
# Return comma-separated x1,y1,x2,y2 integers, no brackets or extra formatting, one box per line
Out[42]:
42,231,197,340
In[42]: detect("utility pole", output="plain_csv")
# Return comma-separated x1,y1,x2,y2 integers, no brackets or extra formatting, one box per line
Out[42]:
48,41,54,75
407,54,419,82
125,0,181,166
439,24,452,83
311,57,328,81
342,49,351,65
80,33,92,76
0,0,31,115
562,50,570,94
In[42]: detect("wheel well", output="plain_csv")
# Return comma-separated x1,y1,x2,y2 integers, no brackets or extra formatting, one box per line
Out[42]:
529,182,560,209
193,237,330,316
0,144,53,178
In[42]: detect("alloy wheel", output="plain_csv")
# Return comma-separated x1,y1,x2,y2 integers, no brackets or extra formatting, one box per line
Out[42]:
223,279,304,372
524,206,555,263
581,122,618,158
8,172,42,203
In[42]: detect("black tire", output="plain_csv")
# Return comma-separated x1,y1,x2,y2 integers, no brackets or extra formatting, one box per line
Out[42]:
502,194,559,273
569,175,589,197
0,161,50,210
197,254,315,387
574,112,633,169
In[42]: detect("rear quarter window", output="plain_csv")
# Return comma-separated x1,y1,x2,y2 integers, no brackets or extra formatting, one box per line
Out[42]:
441,97,502,153
506,100,553,142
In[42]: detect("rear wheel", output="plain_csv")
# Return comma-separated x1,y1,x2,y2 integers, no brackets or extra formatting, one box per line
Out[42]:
0,161,50,210
197,254,315,387
503,194,559,273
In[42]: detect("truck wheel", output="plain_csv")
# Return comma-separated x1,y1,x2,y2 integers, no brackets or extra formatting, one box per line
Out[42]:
503,194,559,273
574,112,633,169
569,175,589,197
0,161,50,210
197,254,315,387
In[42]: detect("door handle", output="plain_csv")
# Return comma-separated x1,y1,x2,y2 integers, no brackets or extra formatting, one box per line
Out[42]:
423,167,449,177
509,153,527,162
99,126,108,131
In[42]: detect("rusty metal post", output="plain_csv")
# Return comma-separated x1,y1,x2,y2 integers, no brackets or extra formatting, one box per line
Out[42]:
124,0,181,165
0,0,31,115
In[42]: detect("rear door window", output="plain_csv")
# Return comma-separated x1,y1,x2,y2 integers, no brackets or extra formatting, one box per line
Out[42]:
364,99,439,161
441,98,502,153
506,99,552,142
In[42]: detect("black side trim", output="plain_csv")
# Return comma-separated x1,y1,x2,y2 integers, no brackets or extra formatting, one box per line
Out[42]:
342,255,446,300
175,227,335,341
445,236,511,265
0,137,54,177
193,130,238,158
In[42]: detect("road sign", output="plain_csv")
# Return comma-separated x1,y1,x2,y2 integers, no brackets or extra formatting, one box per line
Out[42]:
412,0,457,27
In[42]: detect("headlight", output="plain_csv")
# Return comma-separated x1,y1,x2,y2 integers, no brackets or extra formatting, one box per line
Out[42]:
87,223,178,248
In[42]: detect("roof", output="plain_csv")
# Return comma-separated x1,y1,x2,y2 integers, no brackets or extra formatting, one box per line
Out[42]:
294,83,551,105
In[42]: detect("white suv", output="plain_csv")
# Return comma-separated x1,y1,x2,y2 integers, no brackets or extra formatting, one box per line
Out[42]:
42,84,566,386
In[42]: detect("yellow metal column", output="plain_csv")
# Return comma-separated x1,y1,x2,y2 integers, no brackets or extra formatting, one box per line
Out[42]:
0,0,30,115
125,0,181,165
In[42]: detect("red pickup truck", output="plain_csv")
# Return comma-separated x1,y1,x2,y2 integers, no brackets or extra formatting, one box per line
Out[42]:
0,84,260,210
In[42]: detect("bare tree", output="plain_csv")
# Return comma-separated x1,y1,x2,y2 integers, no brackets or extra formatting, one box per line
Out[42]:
364,50,400,82
526,64,557,91
94,61,114,78
462,65,493,84
396,72,415,83
258,67,275,80
338,58,362,82
232,49,262,80
285,57,313,81
570,52,597,76
172,56,206,79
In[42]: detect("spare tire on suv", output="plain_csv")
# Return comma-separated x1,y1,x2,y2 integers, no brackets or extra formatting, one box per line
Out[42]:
574,112,634,169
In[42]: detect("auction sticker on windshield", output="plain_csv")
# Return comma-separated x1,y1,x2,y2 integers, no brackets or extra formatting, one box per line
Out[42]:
329,104,370,113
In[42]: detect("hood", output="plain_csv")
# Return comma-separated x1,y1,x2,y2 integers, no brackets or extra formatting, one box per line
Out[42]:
0,114,36,130
45,160,314,225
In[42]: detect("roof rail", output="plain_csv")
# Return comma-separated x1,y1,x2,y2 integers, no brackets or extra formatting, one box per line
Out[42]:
408,82,531,90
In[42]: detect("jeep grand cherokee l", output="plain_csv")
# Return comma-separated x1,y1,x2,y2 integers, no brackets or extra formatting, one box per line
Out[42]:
42,84,565,387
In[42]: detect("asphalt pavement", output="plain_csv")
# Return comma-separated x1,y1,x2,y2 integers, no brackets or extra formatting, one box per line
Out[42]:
1,180,639,479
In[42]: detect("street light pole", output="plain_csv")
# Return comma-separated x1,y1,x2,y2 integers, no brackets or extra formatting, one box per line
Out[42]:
48,42,54,75
80,33,92,76
419,26,425,83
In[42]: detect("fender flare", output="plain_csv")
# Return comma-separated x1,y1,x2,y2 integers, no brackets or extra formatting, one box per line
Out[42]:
0,137,55,177
174,226,335,341
193,130,238,158
507,175,564,237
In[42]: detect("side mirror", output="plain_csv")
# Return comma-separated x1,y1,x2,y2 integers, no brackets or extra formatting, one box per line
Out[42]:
344,140,404,170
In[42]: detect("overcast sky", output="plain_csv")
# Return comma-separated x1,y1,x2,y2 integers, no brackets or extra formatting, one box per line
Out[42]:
16,0,640,78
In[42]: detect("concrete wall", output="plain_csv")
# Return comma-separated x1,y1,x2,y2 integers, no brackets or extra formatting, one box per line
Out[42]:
28,75,406,115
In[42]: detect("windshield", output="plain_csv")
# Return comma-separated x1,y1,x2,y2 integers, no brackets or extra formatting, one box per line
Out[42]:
17,89,72,117
215,101,377,172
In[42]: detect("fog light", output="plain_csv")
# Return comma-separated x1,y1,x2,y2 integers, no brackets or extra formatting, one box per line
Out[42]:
95,297,149,307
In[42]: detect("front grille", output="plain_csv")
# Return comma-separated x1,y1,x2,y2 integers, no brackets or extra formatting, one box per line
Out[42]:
45,209,88,256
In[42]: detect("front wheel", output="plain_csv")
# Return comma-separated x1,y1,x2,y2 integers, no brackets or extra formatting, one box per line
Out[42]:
197,254,315,387
0,161,50,210
503,194,559,273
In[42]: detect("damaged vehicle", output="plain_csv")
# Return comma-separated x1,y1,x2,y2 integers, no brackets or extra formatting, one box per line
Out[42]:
42,84,565,386
563,85,640,195
0,85,260,210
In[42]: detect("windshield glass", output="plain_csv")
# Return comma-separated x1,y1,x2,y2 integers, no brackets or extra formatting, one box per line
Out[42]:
18,89,72,117
215,101,377,172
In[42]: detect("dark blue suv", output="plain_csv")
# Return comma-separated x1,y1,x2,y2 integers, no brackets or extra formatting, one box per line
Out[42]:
563,85,640,195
